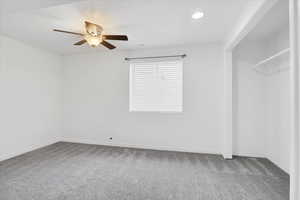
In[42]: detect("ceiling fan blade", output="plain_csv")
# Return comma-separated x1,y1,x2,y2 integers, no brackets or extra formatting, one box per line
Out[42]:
102,35,128,41
74,40,87,45
53,29,84,36
101,40,116,49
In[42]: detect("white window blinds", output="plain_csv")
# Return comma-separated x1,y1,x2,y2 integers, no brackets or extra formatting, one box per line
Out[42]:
130,60,183,112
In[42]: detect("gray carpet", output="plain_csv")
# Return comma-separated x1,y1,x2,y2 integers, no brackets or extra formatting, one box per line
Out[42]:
0,142,289,200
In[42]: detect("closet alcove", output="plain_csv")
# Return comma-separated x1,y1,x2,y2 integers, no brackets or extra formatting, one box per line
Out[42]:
232,0,290,175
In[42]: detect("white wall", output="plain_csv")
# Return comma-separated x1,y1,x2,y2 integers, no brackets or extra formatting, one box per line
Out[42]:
233,41,268,157
0,30,289,173
62,44,225,154
0,35,63,161
266,70,290,173
233,26,290,173
265,27,290,173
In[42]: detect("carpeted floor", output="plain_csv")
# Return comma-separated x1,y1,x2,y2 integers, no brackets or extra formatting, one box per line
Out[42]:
0,142,289,200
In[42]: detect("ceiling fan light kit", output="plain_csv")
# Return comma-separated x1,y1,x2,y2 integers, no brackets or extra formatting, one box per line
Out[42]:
84,35,102,47
53,21,128,49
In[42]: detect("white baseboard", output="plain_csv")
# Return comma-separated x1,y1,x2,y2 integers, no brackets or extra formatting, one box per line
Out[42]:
3,138,286,175
0,140,60,162
233,152,266,158
62,138,221,156
233,152,289,174
267,158,289,174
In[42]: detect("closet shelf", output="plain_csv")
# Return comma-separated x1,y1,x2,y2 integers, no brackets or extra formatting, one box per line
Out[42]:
252,48,290,75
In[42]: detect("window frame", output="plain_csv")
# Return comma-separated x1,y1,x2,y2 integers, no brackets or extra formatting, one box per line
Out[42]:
129,59,183,113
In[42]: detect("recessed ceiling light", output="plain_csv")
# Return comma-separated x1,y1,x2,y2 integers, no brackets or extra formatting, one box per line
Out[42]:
192,11,204,19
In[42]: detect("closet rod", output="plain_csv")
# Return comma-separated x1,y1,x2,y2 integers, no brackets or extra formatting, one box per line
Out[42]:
253,48,290,68
124,54,186,61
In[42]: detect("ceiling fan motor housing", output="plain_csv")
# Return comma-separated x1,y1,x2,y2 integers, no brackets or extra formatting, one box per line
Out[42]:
85,21,103,36
53,21,127,49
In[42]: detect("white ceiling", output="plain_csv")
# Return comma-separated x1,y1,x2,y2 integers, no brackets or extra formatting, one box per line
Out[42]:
1,0,253,55
244,0,289,41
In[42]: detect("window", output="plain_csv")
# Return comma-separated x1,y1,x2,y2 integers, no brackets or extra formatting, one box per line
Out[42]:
130,60,183,112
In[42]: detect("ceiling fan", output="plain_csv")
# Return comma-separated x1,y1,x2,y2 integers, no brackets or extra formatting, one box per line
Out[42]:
53,21,128,49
